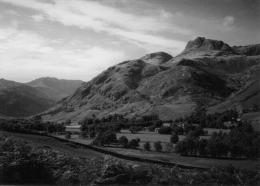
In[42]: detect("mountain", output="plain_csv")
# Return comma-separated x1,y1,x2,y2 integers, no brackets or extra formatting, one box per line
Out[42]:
0,77,83,118
0,79,54,117
42,37,260,122
27,77,84,101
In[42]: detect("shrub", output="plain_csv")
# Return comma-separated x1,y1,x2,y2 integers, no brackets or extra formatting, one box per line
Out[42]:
170,132,179,144
143,142,151,151
164,143,173,152
65,132,71,139
158,127,172,134
128,139,139,149
129,126,142,134
93,131,117,146
80,132,87,138
154,141,162,152
118,136,128,148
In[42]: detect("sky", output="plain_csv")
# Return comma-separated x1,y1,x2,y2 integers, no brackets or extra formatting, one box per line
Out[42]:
0,0,259,82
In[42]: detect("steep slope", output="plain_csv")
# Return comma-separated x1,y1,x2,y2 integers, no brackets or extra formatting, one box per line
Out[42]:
27,77,84,101
208,62,260,113
232,44,260,56
0,79,54,117
42,37,260,122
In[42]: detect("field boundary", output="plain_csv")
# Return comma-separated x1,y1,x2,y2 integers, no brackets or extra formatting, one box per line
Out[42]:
48,134,208,170
1,130,208,170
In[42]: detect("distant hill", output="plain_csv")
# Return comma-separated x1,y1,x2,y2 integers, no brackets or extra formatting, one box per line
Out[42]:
0,79,54,117
27,77,84,101
0,77,84,117
42,37,260,122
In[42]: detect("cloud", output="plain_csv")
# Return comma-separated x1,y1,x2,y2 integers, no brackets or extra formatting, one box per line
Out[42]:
31,14,45,22
0,0,188,53
0,26,125,82
222,15,235,31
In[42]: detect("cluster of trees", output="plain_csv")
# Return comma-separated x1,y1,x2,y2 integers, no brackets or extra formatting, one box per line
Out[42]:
81,122,121,139
243,104,260,113
0,118,65,134
92,130,140,149
176,123,260,159
1,136,258,185
81,113,162,130
177,109,239,129
157,124,205,137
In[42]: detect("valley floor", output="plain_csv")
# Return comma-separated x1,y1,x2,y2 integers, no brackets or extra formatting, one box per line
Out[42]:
1,131,258,171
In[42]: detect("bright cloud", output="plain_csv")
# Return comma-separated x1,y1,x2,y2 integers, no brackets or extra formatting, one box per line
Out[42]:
0,26,125,82
31,14,45,22
222,15,235,31
0,0,188,53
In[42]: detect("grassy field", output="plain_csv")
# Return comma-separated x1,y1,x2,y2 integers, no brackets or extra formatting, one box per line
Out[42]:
0,131,103,159
105,146,260,170
117,130,210,144
2,130,259,171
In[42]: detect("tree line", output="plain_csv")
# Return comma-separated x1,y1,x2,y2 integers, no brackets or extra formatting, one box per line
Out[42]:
176,122,260,159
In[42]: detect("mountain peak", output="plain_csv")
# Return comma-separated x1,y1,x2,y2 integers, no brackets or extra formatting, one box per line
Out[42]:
184,37,232,52
141,51,173,65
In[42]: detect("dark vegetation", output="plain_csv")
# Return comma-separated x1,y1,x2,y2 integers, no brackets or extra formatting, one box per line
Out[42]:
0,136,259,185
176,123,260,159
0,116,65,134
0,136,103,185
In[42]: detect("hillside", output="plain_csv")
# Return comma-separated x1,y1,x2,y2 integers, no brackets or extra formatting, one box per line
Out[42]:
27,77,84,101
42,37,260,122
0,77,83,118
0,79,54,117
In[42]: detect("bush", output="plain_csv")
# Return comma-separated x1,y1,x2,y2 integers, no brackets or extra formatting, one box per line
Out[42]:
164,143,173,152
93,131,117,146
154,141,162,152
80,132,87,138
170,132,179,144
128,139,139,149
118,136,128,148
158,127,172,134
129,126,142,134
143,142,151,151
65,132,71,139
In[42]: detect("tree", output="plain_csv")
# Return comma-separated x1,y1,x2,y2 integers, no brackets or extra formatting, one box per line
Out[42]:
170,133,179,144
198,139,208,156
158,127,172,134
128,139,139,149
65,132,71,139
118,136,128,148
154,141,162,152
80,132,87,138
164,143,173,152
143,142,151,151
129,126,142,134
93,131,117,146
175,140,188,155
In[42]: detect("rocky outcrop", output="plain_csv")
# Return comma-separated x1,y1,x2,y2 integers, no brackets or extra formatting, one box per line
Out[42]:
184,37,233,52
140,52,173,65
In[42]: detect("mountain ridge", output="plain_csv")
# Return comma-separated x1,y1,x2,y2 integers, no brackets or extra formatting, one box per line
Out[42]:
0,77,84,117
42,37,260,122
